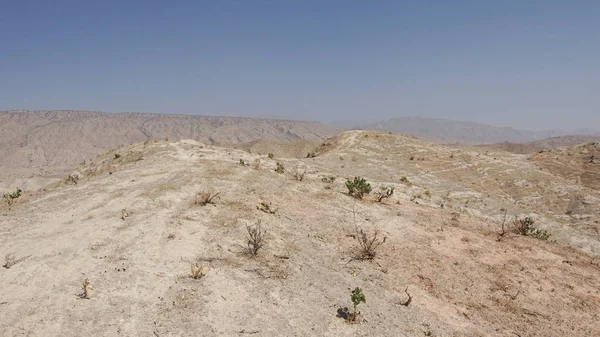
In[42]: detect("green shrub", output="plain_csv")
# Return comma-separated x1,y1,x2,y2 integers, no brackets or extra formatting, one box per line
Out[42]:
275,162,285,174
345,177,371,198
3,188,22,206
350,287,366,322
514,216,550,240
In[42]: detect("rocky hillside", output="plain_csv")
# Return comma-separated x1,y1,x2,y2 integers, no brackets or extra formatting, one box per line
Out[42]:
0,110,338,188
1,131,599,336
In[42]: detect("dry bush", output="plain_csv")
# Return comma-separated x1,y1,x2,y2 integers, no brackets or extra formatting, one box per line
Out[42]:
375,186,394,202
246,221,266,257
294,166,306,181
190,263,208,279
194,190,220,206
355,227,387,260
3,253,29,269
80,278,93,299
257,201,277,214
253,159,261,170
3,253,16,269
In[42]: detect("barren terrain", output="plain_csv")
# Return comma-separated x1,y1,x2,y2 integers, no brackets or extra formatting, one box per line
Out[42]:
0,110,338,190
1,131,599,336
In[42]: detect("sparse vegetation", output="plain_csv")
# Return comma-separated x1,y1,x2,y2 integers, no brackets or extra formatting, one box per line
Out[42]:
195,190,220,206
424,188,431,197
80,278,93,299
238,159,246,166
257,201,277,214
114,153,121,159
3,188,22,206
306,152,316,158
190,263,208,279
275,162,285,174
253,159,261,170
293,166,306,181
375,186,394,202
246,221,266,257
350,287,366,322
268,153,274,159
355,227,387,260
514,216,550,240
3,253,16,269
321,176,336,184
400,176,410,185
345,177,372,198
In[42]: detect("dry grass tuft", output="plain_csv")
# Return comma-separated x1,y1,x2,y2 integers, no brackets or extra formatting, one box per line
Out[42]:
194,190,220,206
80,278,93,299
246,221,266,257
293,166,306,181
190,264,209,279
257,201,277,214
355,227,387,260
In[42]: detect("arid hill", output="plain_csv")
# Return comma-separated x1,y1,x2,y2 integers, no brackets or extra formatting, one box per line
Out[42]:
1,131,599,336
349,117,599,144
0,110,338,189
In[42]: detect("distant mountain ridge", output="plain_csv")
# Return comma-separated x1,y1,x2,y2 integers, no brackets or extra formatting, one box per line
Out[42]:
0,110,339,186
342,117,599,144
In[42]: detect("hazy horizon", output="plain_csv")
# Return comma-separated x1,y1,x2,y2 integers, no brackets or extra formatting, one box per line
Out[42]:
1,1,598,130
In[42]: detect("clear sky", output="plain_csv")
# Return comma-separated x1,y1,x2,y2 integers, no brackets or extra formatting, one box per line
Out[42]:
1,0,598,130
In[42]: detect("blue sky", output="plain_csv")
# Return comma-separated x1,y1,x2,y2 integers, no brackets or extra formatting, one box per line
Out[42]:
1,0,598,130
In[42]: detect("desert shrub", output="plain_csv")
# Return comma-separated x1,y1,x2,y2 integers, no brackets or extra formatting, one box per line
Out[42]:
80,278,93,299
424,188,431,197
275,162,285,174
238,159,246,166
321,176,336,184
246,221,266,257
375,186,394,202
268,153,274,159
114,153,121,159
257,201,277,214
514,216,550,240
293,166,306,181
409,155,414,161
400,176,410,185
350,287,366,322
3,188,22,205
355,227,386,259
194,190,220,206
345,177,372,198
190,263,208,279
306,152,316,158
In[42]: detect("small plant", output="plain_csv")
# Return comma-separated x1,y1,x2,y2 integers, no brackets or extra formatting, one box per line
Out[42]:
120,208,129,220
321,176,336,184
275,162,285,174
350,287,366,322
257,201,277,214
268,153,274,159
246,221,266,257
3,253,16,269
238,159,246,166
66,174,79,185
355,227,386,260
190,263,208,279
345,177,372,199
306,152,316,158
424,189,431,197
3,188,22,206
114,153,121,159
375,186,394,202
80,278,93,299
400,176,410,185
195,190,220,206
293,166,306,181
409,155,414,161
514,216,550,240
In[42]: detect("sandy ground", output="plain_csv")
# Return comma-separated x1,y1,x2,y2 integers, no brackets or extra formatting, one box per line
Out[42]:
1,132,599,336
